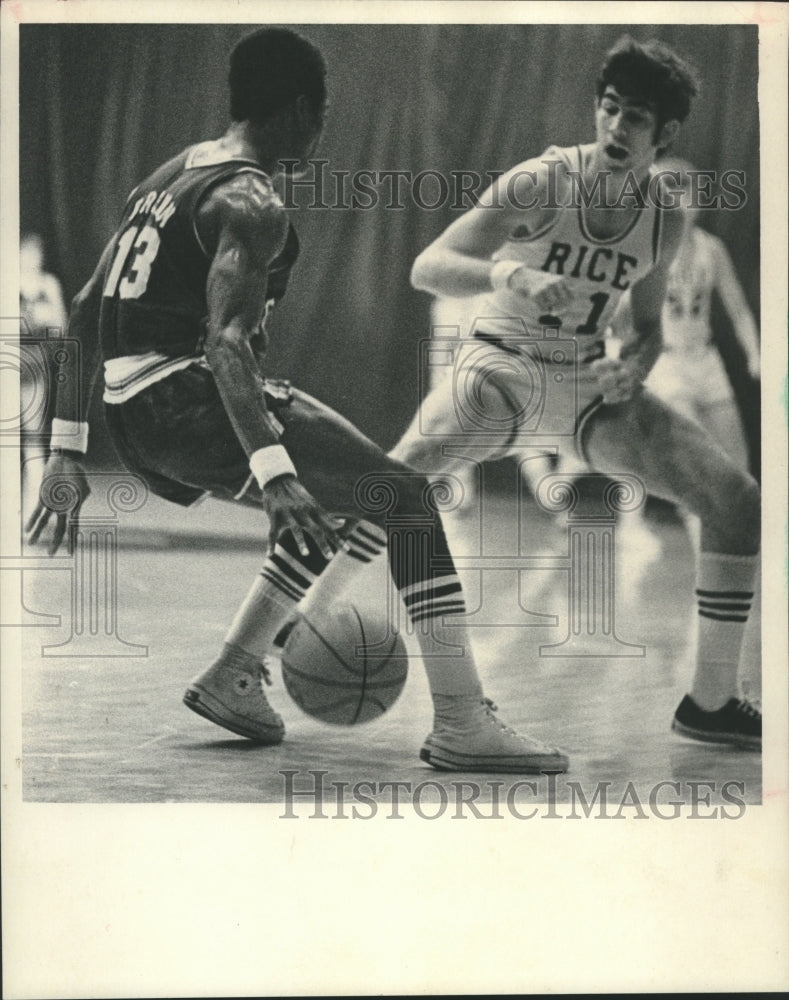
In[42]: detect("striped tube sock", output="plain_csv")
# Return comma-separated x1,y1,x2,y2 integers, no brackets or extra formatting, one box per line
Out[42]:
691,551,758,711
400,576,468,624
388,522,483,698
298,521,388,618
224,529,330,660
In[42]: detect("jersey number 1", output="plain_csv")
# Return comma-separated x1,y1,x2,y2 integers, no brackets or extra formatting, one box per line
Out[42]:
103,224,161,300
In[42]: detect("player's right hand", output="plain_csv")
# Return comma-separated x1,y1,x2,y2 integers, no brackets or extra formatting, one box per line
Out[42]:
508,268,573,312
25,451,91,556
262,475,345,559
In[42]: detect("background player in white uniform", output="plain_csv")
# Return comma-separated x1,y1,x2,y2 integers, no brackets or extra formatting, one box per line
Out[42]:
19,233,68,518
611,158,760,557
639,158,759,469
390,36,761,749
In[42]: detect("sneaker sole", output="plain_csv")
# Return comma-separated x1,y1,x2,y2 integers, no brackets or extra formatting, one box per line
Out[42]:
183,685,284,744
671,717,761,751
420,744,569,774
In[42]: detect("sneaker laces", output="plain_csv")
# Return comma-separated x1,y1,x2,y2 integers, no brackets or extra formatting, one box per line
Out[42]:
735,697,761,718
481,697,554,750
259,657,275,688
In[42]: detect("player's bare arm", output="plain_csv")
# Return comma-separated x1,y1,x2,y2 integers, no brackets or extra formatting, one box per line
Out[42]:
25,237,116,554
411,158,570,308
198,174,343,557
712,234,761,379
593,204,685,404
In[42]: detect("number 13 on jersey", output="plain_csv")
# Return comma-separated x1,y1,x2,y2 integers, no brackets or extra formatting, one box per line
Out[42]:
103,224,161,300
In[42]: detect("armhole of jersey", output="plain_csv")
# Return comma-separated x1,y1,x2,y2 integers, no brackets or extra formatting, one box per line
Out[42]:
123,185,140,216
191,166,272,259
651,204,664,266
508,212,561,243
507,145,573,243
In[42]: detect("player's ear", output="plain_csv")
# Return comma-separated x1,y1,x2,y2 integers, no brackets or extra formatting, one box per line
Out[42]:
294,94,314,130
656,119,680,150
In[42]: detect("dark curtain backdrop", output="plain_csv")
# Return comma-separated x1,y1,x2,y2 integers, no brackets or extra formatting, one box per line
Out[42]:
20,23,760,463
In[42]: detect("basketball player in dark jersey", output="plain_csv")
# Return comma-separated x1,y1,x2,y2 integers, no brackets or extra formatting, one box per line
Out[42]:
26,28,568,773
390,37,762,749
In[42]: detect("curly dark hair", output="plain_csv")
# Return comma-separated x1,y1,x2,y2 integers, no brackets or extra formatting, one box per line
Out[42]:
597,36,700,129
229,27,327,125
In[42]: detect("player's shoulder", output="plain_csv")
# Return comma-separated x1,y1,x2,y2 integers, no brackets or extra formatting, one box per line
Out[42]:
200,169,289,250
209,170,285,227
499,144,577,185
693,226,724,253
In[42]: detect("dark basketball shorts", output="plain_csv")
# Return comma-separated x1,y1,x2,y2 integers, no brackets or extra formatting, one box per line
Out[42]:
103,362,410,518
104,365,296,506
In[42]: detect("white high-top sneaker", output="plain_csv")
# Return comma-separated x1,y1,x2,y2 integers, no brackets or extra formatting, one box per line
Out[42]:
421,696,569,773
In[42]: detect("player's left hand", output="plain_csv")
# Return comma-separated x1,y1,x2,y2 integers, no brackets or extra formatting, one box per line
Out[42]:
747,355,761,380
589,357,643,404
25,451,91,556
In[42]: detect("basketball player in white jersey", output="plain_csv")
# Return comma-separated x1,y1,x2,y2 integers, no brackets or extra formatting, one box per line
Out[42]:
611,158,760,557
641,158,760,469
390,36,762,749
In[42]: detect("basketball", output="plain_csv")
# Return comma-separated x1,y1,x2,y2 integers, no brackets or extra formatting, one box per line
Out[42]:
280,603,408,725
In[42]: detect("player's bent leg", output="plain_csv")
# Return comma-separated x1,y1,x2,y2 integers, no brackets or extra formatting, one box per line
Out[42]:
182,525,334,742
282,390,569,772
583,390,759,555
388,360,516,476
583,391,761,750
696,398,750,472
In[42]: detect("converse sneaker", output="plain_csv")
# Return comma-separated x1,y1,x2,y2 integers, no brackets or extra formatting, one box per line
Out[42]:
672,694,761,750
420,696,569,773
183,646,285,744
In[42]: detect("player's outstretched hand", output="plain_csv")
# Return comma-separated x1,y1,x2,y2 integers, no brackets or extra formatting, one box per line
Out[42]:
746,354,761,380
589,357,643,405
262,475,345,559
508,268,573,313
25,452,91,556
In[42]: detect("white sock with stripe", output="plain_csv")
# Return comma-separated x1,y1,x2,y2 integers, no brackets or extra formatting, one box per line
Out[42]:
387,529,483,698
224,530,329,660
691,551,757,711
298,521,388,619
304,520,484,697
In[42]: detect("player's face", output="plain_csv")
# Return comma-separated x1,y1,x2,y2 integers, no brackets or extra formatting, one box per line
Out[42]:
595,87,661,176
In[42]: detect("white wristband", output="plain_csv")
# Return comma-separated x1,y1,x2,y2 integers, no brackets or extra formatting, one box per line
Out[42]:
50,418,89,453
490,259,523,293
249,445,296,489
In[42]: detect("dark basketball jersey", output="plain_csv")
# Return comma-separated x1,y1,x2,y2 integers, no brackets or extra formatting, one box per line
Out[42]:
98,144,299,362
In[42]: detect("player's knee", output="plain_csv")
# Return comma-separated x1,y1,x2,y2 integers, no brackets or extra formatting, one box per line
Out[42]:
388,437,440,475
732,471,761,544
715,469,760,552
353,463,432,525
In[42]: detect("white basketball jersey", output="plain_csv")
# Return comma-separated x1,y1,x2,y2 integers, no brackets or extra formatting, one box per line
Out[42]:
661,227,716,355
476,144,664,365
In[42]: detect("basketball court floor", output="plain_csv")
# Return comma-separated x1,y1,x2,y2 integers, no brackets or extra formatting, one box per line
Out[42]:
16,456,762,808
